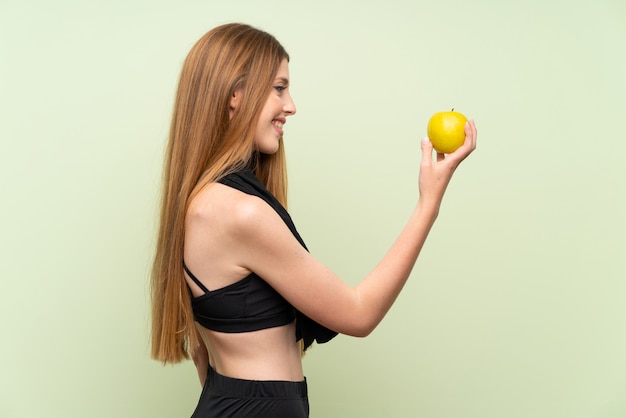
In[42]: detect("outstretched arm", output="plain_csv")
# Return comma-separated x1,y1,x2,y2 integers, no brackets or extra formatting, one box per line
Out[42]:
354,120,478,333
233,121,477,336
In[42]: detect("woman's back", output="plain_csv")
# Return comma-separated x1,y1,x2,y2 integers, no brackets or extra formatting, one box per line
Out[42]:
183,172,305,382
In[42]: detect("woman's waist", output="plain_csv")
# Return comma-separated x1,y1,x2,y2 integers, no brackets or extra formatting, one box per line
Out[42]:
202,321,304,381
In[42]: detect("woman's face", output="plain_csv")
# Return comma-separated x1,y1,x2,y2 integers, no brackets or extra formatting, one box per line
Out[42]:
253,59,296,154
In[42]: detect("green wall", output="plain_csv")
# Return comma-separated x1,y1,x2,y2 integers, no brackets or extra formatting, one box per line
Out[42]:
1,0,625,417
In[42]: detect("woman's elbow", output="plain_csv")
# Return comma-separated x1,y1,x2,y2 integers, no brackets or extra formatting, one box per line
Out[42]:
341,317,377,338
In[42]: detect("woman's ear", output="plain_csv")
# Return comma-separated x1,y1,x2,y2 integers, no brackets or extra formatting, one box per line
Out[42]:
229,89,242,118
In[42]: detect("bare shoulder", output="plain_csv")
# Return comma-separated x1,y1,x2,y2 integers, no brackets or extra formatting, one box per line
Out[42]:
186,182,273,234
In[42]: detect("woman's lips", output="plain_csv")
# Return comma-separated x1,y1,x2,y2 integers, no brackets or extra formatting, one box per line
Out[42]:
272,118,285,136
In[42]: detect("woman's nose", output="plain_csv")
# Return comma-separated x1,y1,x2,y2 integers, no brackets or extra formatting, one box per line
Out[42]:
284,94,296,116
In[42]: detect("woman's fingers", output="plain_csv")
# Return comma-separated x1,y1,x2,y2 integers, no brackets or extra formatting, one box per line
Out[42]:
466,120,477,149
464,120,477,151
446,120,477,165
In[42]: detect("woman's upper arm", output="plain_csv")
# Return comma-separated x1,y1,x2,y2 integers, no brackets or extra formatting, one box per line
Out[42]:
231,196,368,336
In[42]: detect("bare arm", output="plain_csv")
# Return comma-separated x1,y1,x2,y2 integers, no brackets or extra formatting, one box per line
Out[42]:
232,121,477,336
352,120,477,333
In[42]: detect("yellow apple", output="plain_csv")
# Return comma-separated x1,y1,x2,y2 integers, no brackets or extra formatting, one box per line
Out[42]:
427,109,468,154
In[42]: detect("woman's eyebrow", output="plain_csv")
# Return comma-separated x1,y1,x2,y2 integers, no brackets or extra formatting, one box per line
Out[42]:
275,77,289,85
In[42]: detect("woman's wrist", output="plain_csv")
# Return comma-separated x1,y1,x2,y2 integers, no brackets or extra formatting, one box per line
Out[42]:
416,195,442,220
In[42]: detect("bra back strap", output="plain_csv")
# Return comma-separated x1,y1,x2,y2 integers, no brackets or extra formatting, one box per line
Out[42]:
182,261,210,294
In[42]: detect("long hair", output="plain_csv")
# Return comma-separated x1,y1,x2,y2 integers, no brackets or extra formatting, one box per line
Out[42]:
151,23,290,364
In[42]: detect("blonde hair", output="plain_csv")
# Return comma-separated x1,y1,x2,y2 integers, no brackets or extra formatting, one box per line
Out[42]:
151,23,290,364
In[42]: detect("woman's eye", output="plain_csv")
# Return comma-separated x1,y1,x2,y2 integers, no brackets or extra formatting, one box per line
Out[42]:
273,86,286,93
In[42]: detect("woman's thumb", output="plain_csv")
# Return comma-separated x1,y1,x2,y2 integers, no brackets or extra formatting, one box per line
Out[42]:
421,137,433,164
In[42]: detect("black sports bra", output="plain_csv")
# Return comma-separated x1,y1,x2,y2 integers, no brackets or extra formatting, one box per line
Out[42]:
186,167,337,351
185,263,296,333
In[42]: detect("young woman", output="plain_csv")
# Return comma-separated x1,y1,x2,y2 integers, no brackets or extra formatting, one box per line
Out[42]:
151,23,477,417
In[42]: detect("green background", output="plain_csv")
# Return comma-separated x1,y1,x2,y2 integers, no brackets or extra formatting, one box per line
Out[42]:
1,0,625,417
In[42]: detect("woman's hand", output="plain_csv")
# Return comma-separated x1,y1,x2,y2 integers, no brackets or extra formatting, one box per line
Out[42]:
418,120,477,207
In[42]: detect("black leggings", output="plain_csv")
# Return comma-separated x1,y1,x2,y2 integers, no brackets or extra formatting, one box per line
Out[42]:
190,367,309,417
